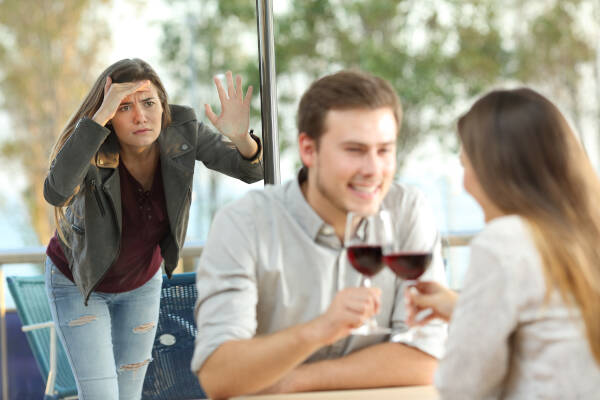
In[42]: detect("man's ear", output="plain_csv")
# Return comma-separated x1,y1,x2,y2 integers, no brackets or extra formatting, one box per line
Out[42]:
298,132,317,168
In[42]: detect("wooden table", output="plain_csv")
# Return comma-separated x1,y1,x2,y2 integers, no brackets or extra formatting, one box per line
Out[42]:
231,385,438,399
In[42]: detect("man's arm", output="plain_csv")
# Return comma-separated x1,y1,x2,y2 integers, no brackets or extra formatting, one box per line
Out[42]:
260,341,437,394
198,287,381,399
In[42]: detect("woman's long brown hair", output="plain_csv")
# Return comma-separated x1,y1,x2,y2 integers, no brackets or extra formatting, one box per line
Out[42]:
458,88,600,365
49,58,171,244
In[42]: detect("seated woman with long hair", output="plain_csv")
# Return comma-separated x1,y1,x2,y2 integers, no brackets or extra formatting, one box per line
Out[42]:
407,88,600,399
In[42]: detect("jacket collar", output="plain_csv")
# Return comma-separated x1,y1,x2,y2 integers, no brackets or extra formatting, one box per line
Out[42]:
158,125,194,159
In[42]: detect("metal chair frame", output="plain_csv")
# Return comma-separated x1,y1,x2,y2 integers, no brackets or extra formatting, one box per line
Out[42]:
6,276,77,400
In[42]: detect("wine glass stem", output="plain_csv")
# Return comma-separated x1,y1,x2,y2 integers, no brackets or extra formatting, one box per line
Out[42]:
361,276,372,288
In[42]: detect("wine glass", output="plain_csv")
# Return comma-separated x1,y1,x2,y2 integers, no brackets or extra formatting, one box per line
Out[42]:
383,231,438,342
344,209,392,335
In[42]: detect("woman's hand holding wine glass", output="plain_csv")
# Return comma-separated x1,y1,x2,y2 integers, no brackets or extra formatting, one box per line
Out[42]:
405,281,458,326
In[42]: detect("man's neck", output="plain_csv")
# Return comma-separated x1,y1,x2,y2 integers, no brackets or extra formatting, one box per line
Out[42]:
300,179,347,241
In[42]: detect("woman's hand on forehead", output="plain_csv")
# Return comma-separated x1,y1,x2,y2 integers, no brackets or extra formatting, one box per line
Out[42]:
92,78,151,126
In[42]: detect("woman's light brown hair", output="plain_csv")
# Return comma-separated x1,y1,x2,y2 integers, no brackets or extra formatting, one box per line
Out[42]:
458,88,600,364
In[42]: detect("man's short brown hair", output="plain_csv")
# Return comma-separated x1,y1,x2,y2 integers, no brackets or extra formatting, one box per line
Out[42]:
297,70,402,143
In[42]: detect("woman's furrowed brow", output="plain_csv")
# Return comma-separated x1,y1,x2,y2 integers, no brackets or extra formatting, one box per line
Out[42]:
119,96,156,105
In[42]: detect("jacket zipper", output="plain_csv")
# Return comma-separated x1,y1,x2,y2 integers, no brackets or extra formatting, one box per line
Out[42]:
90,179,106,216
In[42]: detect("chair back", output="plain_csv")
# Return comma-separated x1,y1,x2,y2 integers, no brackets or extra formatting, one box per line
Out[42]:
6,276,77,399
142,272,206,400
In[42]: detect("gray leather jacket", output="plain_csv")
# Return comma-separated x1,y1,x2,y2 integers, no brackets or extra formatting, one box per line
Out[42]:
44,105,263,304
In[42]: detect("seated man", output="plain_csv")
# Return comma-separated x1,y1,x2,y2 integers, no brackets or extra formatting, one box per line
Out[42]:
192,70,447,398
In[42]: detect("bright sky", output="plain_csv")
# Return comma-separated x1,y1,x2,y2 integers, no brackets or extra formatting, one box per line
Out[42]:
105,1,173,78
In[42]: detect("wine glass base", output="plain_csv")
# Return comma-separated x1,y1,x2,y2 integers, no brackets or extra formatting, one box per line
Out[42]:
351,324,391,336
391,329,416,343
390,308,434,342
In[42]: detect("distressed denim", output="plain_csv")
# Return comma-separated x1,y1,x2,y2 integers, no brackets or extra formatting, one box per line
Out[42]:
45,257,162,400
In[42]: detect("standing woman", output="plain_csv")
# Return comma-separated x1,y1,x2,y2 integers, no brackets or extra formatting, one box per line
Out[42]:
44,58,263,399
407,88,600,398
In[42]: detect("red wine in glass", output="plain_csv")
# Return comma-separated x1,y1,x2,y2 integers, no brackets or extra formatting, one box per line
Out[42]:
383,252,432,280
347,245,384,277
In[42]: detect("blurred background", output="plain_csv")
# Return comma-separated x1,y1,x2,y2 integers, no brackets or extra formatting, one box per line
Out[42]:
1,0,600,296
1,0,600,397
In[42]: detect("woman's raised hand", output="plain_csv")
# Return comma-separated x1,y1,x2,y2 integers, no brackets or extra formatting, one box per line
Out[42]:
205,71,253,142
92,77,150,127
405,281,458,326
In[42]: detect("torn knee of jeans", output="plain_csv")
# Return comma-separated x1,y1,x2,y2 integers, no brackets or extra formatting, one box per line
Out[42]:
132,322,155,333
67,315,97,327
118,359,151,372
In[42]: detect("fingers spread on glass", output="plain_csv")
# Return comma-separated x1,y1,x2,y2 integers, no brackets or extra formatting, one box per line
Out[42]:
206,71,252,140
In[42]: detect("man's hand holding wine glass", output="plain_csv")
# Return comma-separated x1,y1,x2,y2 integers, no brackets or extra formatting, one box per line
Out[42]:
308,287,382,346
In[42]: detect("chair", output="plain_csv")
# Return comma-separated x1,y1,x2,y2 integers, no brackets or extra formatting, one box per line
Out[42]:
6,276,77,400
142,272,207,400
8,273,206,400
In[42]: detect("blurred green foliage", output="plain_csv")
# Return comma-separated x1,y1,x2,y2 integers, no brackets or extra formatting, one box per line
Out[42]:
159,0,596,170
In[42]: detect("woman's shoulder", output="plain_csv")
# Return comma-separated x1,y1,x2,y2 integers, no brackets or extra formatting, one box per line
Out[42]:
168,104,197,126
470,215,540,270
162,105,200,145
470,215,542,281
473,215,530,248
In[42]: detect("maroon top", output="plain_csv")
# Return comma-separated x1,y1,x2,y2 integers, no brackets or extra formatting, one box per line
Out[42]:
46,160,169,293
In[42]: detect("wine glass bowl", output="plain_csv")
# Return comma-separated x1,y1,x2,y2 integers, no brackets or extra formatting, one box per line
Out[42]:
382,252,433,281
346,245,384,277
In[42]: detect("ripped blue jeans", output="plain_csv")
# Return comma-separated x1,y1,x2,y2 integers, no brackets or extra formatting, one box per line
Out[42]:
45,257,162,400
